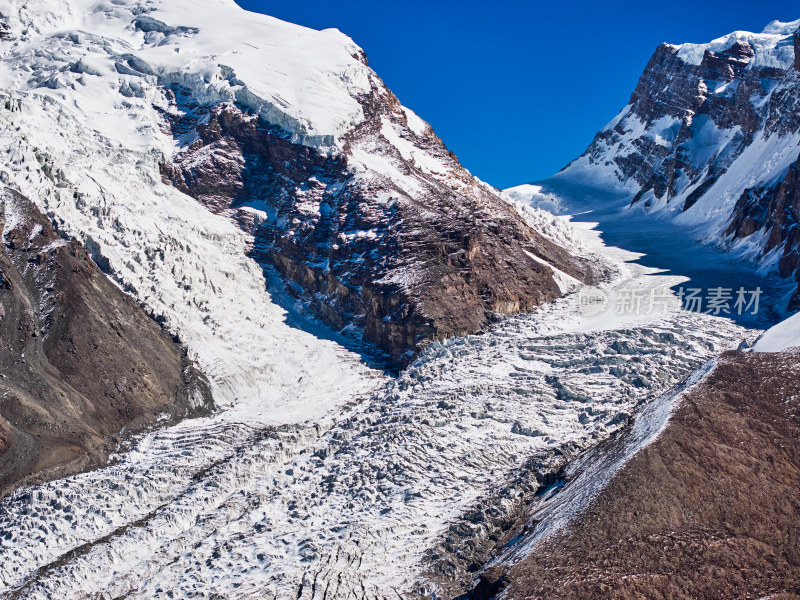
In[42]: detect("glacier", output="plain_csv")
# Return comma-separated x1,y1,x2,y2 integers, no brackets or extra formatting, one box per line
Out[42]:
0,1,789,597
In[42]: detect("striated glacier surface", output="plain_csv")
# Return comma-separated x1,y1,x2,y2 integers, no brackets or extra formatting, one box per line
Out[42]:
0,194,761,597
0,2,785,598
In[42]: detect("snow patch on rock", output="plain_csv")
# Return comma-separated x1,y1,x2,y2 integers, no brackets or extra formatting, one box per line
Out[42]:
754,311,800,352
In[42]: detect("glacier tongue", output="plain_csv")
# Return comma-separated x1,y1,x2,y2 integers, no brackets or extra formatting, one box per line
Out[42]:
0,83,759,595
0,159,756,597
0,291,751,599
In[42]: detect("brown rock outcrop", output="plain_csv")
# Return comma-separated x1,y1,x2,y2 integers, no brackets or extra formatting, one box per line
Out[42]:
0,188,212,496
727,154,800,309
159,82,595,366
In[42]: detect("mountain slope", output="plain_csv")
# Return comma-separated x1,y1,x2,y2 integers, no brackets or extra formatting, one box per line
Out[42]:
0,188,211,495
488,349,800,599
0,0,594,369
544,19,800,311
159,92,590,366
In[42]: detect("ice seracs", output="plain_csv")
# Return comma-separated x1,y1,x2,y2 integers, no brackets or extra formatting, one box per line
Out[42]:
674,19,800,68
0,0,372,148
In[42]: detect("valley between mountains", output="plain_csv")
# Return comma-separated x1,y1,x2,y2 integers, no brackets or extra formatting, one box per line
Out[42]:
0,1,797,598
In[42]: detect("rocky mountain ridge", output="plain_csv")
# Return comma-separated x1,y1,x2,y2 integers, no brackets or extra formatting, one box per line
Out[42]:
557,19,800,310
159,88,594,365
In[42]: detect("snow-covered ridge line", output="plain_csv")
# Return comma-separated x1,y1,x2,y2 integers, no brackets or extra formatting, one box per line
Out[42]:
754,310,800,352
0,0,374,149
673,18,800,68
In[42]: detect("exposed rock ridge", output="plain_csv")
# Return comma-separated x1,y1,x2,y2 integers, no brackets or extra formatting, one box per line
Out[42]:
560,19,800,311
0,188,212,496
160,77,595,365
727,151,800,308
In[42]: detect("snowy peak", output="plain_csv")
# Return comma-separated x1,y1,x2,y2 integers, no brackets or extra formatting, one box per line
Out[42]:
763,18,800,35
673,19,800,69
0,0,372,147
556,17,800,311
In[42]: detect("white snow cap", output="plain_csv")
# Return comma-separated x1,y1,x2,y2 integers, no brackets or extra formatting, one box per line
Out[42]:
674,18,800,69
0,0,373,147
754,311,800,352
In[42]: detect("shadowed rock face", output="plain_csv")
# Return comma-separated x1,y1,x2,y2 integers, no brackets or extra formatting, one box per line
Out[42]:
0,189,212,496
724,32,800,309
577,40,780,203
727,154,800,310
480,350,800,599
159,80,595,366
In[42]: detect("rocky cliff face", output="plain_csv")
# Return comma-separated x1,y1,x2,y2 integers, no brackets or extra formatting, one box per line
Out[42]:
158,80,594,366
560,19,800,310
0,189,211,495
726,138,800,309
0,0,594,370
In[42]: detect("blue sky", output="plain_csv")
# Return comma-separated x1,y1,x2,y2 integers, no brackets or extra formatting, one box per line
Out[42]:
234,1,799,189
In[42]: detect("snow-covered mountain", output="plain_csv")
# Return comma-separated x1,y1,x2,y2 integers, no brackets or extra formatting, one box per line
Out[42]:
0,0,600,557
0,3,798,599
532,19,800,311
0,0,594,373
